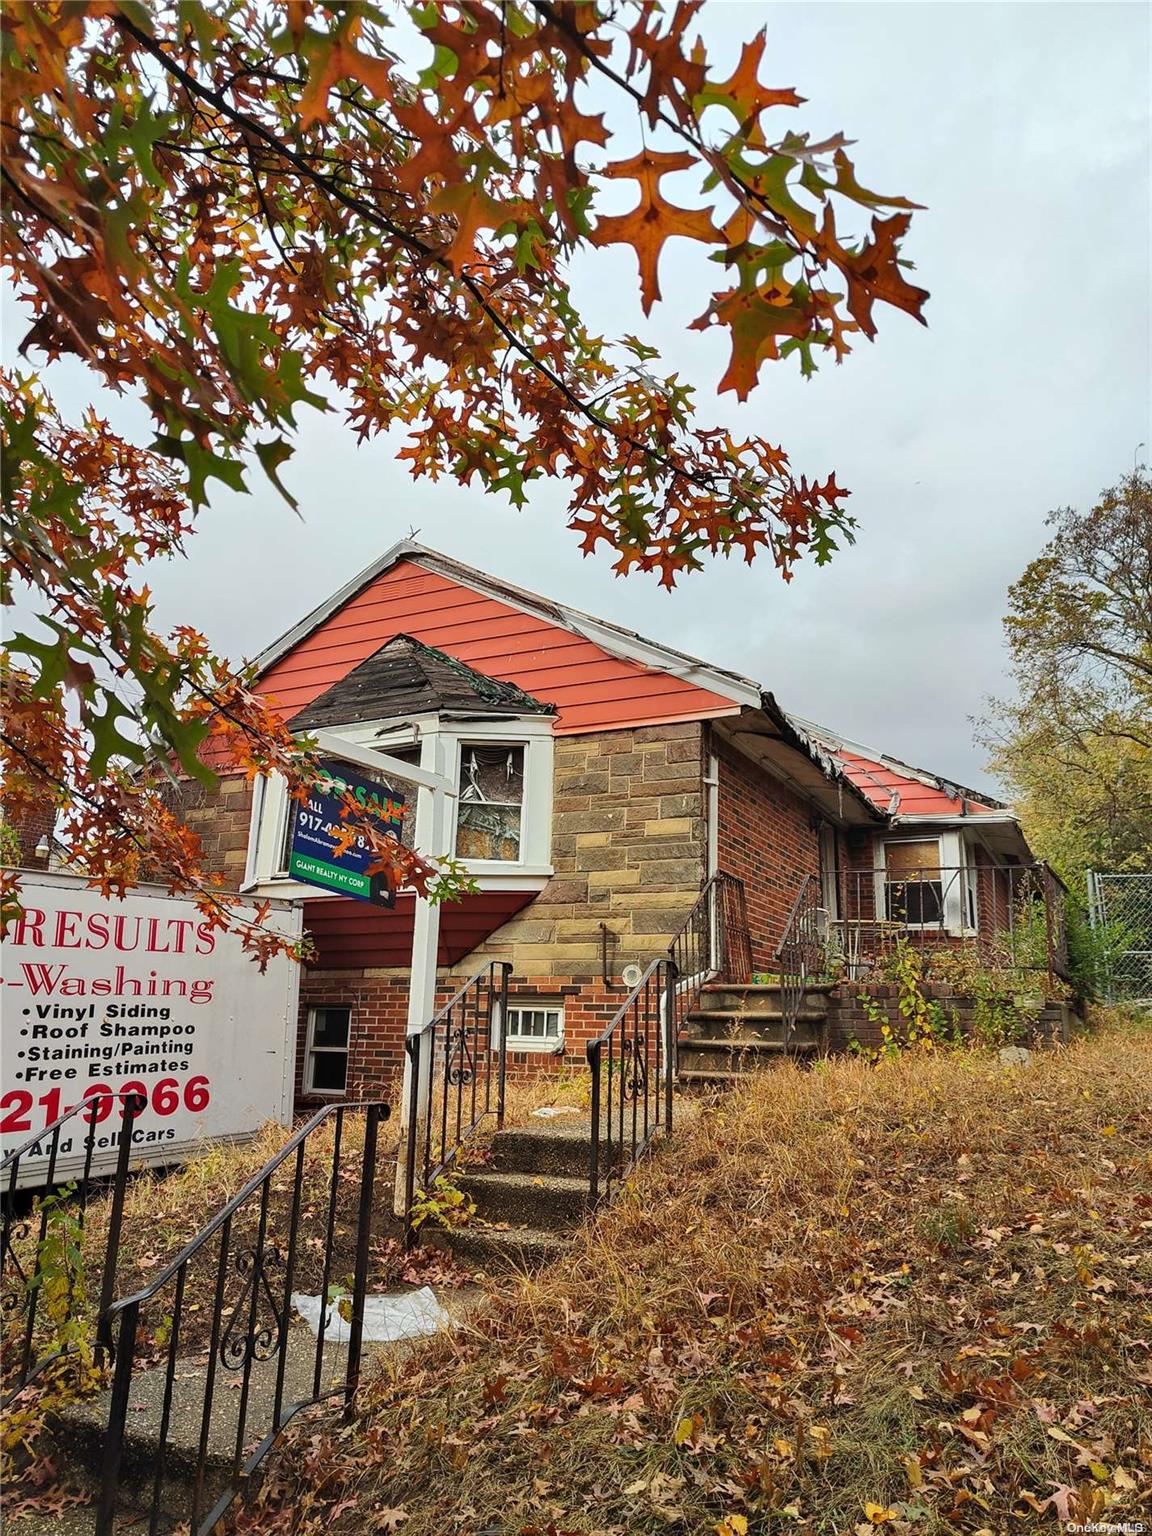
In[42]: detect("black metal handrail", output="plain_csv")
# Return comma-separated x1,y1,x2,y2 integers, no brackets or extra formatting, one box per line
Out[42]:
403,959,511,1247
775,860,1070,1039
587,956,677,1206
1,1091,144,1408
95,1099,390,1536
776,873,824,1053
669,871,752,1021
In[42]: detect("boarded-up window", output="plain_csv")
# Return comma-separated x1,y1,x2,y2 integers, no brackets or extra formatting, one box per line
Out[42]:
884,839,944,925
456,745,524,862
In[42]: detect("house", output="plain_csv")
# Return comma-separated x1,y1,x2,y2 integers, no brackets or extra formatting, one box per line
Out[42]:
175,541,1066,1108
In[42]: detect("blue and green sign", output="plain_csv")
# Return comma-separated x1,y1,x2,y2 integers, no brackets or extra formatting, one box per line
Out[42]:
288,761,406,906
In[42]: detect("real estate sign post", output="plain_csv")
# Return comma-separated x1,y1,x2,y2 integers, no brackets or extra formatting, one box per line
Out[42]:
295,732,456,1160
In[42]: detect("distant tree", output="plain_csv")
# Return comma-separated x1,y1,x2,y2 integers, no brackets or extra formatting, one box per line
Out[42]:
982,469,1152,879
1,0,928,940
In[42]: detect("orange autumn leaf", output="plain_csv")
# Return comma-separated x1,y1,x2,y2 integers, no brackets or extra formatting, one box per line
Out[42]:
592,149,719,313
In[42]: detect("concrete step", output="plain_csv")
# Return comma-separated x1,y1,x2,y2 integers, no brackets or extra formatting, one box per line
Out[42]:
50,1291,477,1533
59,1330,354,1527
678,1045,817,1088
455,1169,590,1229
484,1120,609,1180
678,1037,819,1074
683,1010,826,1044
681,1038,817,1075
699,982,832,1015
676,1069,747,1091
428,1223,570,1274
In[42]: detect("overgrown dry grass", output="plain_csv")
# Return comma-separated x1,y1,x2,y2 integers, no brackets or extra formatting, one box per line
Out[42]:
6,1066,587,1396
238,1013,1151,1536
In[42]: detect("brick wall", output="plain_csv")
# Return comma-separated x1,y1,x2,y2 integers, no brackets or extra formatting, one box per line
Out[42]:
712,731,821,969
827,981,1071,1053
296,970,410,1108
293,970,660,1111
0,797,55,869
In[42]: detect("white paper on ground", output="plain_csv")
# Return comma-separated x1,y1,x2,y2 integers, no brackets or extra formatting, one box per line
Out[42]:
531,1105,581,1118
291,1285,453,1344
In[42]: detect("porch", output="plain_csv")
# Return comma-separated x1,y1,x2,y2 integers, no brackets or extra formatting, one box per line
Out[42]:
778,858,1070,994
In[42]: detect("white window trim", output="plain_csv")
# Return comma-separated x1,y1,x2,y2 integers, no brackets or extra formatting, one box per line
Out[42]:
874,831,976,935
304,1005,352,1097
243,714,554,897
450,719,552,876
501,1001,565,1053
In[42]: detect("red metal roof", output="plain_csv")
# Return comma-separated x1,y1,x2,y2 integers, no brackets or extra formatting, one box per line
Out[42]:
829,747,999,818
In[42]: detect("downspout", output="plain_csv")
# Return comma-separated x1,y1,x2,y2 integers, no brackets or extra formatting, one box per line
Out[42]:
705,752,720,879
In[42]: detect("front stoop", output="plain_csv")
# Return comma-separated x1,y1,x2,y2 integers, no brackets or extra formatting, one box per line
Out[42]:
677,981,833,1088
424,1117,603,1273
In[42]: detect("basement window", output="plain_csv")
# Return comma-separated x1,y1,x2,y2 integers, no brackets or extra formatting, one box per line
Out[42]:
504,1003,564,1052
305,1006,352,1094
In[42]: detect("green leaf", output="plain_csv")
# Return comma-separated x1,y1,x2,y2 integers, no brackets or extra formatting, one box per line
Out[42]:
255,437,299,512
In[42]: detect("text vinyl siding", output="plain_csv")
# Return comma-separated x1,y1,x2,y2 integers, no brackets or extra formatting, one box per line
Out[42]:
259,560,739,734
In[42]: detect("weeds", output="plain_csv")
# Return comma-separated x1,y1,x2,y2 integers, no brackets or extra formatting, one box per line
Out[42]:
408,1173,476,1232
236,1012,1151,1536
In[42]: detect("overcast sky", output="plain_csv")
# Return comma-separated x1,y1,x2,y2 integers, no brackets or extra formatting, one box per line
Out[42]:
5,1,1150,797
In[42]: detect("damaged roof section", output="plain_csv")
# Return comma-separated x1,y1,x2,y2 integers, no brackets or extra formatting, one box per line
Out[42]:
292,635,555,731
715,695,887,828
787,714,1009,820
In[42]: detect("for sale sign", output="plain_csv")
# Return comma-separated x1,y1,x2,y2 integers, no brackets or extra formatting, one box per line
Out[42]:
288,759,405,906
1,872,301,1188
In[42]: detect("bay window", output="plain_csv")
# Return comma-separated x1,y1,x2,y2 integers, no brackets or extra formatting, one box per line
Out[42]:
244,716,553,893
456,744,524,862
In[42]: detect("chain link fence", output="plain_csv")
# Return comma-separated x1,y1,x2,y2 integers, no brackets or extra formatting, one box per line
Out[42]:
1087,871,1152,1003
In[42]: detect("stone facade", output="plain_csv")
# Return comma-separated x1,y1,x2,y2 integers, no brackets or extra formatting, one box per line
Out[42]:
473,721,708,979
170,772,254,887
297,719,710,1105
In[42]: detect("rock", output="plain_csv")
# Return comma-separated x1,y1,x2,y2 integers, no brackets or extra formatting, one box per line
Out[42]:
998,1046,1033,1068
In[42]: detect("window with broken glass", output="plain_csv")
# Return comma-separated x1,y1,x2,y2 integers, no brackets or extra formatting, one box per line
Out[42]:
455,744,524,862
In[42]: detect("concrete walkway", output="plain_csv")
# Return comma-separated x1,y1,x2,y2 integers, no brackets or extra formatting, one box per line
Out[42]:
9,1286,481,1535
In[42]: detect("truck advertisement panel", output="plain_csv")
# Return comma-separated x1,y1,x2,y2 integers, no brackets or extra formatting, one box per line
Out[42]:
1,873,302,1188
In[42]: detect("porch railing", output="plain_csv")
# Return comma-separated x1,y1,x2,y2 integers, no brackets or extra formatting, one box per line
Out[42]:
669,870,753,1019
776,861,1069,1036
403,959,511,1246
1,1092,143,1408
587,957,677,1206
776,874,826,1054
96,1100,389,1536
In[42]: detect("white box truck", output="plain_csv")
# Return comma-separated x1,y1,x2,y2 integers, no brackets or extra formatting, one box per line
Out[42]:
1,871,302,1188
